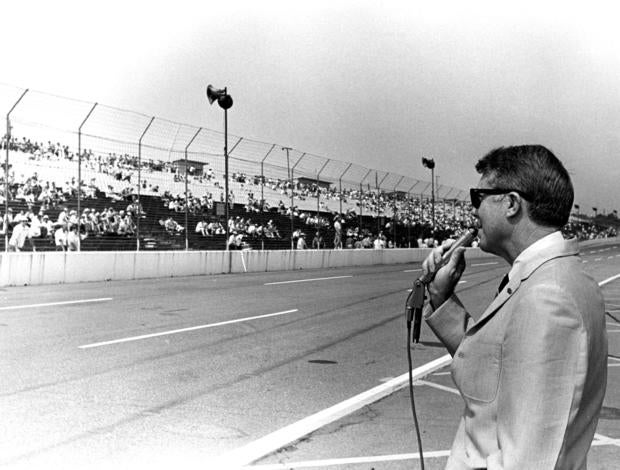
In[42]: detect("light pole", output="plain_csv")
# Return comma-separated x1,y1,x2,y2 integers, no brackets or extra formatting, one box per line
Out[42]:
422,157,436,232
207,85,233,250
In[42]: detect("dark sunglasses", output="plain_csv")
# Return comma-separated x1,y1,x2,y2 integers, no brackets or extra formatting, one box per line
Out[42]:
469,188,531,209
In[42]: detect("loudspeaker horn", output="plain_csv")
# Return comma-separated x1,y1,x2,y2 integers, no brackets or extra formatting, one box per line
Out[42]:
206,85,226,105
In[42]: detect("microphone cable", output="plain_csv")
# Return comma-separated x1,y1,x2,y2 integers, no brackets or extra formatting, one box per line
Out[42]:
405,289,425,470
402,228,477,469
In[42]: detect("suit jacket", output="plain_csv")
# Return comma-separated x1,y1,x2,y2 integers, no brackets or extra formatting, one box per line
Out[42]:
424,234,608,469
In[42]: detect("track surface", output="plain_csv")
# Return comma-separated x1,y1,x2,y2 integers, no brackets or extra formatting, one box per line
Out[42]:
1,241,619,470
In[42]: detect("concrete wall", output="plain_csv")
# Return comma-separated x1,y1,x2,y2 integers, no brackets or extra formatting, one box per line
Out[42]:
0,247,493,287
1,237,615,287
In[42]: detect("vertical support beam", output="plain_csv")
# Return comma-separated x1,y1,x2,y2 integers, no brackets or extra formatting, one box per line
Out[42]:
260,144,276,213
282,147,293,249
338,163,352,216
184,127,202,251
359,169,372,234
77,102,98,252
137,116,155,251
375,172,381,236
316,159,329,239
4,89,28,251
393,175,404,247
224,105,229,251
290,152,304,250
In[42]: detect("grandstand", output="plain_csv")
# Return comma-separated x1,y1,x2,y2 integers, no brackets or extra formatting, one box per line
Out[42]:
0,85,616,253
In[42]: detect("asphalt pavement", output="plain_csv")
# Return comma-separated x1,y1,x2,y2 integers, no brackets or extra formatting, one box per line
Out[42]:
0,241,618,470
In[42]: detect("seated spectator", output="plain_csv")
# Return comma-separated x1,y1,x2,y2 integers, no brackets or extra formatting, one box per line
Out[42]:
163,216,184,234
40,215,53,239
54,225,68,251
195,219,208,236
8,219,29,251
67,225,87,251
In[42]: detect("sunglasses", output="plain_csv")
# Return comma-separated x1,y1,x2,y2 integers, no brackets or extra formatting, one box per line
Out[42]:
469,188,531,209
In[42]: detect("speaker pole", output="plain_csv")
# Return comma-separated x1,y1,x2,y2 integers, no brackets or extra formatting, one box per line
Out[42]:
224,90,229,252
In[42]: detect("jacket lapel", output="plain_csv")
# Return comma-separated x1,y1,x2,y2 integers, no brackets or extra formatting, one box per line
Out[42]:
466,236,579,333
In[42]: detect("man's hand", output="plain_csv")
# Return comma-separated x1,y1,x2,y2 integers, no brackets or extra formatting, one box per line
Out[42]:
421,240,467,308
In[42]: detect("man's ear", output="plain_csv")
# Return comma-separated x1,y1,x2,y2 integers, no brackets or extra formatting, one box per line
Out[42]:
505,192,524,219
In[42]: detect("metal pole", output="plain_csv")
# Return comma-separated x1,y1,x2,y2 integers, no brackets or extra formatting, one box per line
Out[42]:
290,152,304,249
77,102,97,252
407,190,411,247
339,163,352,216
375,172,380,236
316,160,329,239
407,182,417,247
5,89,28,252
184,127,202,251
431,168,435,232
224,104,229,251
260,144,276,213
360,169,371,234
137,116,155,251
282,147,293,249
393,175,404,247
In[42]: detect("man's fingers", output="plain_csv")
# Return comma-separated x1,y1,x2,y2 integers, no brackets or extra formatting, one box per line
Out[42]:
446,246,467,275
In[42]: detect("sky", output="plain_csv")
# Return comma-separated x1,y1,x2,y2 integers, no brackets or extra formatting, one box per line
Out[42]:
2,0,620,213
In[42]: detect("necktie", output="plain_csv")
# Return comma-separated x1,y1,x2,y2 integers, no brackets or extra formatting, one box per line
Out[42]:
497,274,509,296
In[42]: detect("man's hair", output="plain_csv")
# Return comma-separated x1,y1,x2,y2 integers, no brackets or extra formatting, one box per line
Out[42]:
475,145,574,227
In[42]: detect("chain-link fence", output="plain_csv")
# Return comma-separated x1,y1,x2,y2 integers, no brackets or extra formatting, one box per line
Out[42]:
1,84,475,252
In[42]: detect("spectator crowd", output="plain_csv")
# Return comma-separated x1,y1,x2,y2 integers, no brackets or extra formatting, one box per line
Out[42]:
1,135,618,251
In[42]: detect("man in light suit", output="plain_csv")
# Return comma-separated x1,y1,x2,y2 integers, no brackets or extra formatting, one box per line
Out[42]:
422,145,607,469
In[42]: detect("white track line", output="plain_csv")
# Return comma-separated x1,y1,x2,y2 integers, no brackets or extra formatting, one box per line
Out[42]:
416,379,460,396
0,297,112,311
264,276,352,286
223,269,620,468
78,309,299,349
471,262,499,267
215,354,452,469
600,273,620,286
593,433,620,447
242,450,452,469
403,268,422,273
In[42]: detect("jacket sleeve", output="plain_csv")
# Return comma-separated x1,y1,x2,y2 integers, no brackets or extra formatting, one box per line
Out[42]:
487,283,584,469
424,294,473,356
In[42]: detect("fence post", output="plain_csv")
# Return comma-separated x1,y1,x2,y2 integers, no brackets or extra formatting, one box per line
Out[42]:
4,88,28,252
339,163,352,216
290,152,304,249
407,182,417,247
260,144,276,214
184,128,202,251
393,175,404,247
76,102,97,252
359,169,371,235
137,116,155,251
377,172,389,238
316,160,329,241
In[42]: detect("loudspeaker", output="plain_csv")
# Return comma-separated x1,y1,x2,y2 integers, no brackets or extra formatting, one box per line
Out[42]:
206,85,233,110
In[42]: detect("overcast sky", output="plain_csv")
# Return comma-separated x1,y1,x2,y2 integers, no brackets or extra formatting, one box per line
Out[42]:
2,0,620,213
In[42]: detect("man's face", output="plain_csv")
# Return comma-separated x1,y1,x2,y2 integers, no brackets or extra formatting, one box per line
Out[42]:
474,176,507,256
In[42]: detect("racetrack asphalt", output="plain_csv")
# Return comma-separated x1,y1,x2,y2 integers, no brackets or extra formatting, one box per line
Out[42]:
1,240,618,470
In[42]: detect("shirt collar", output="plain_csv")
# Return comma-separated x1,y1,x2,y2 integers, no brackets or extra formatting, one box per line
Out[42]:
507,230,566,281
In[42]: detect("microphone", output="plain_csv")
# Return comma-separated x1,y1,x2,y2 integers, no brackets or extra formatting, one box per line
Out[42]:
417,227,478,285
408,227,478,343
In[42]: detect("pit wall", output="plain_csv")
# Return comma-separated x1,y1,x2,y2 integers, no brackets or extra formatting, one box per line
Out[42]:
0,237,614,287
0,248,486,287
